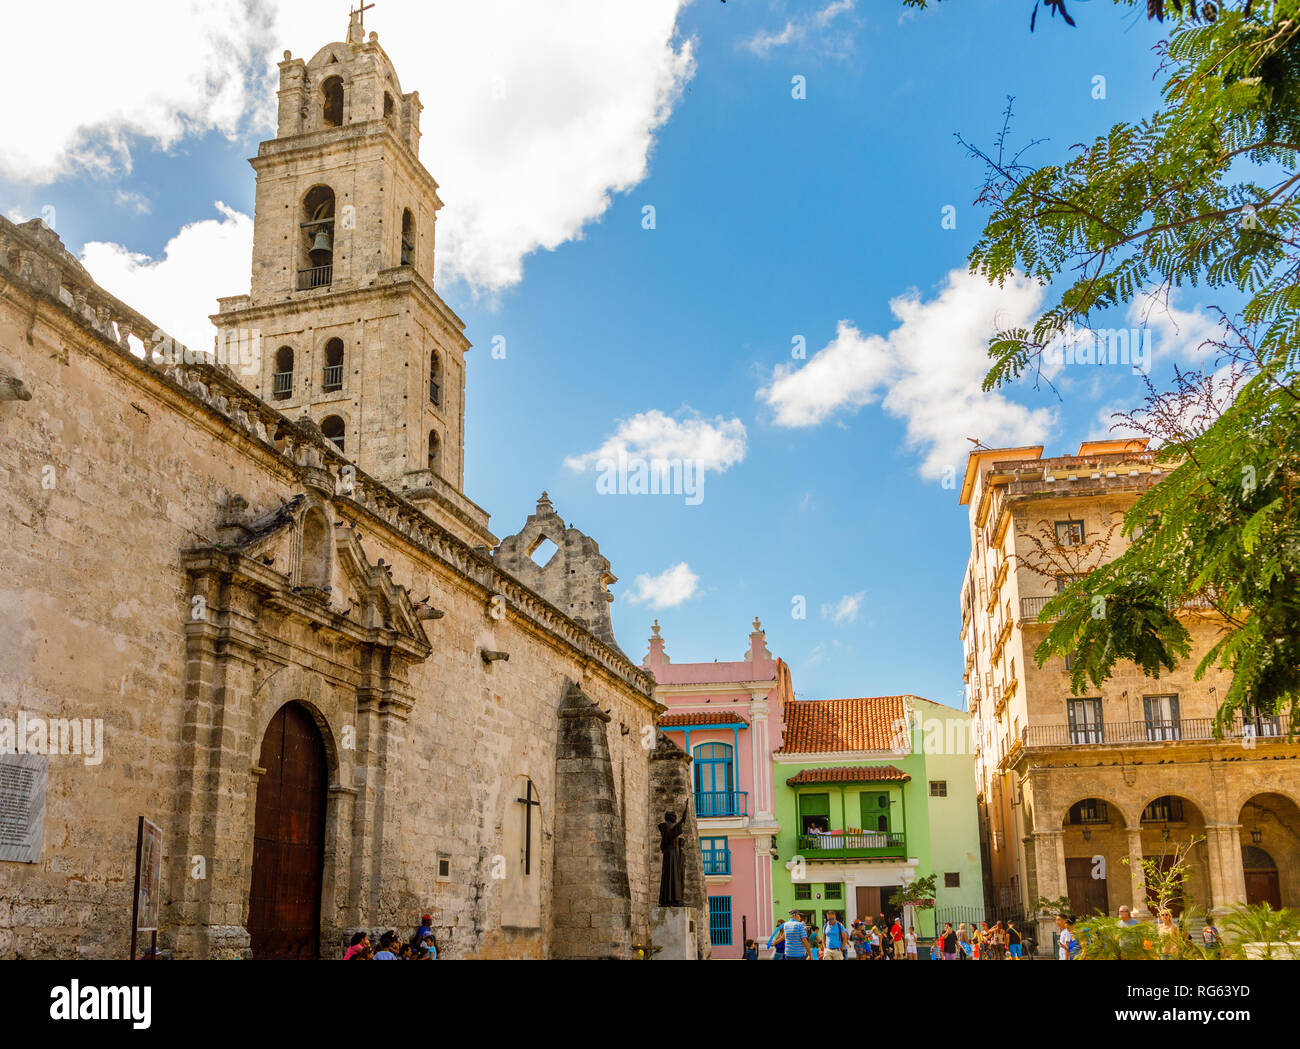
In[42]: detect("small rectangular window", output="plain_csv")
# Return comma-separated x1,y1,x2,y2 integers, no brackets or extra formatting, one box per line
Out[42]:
794,883,811,901
823,883,842,900
1055,521,1085,547
944,872,960,888
929,780,947,798
437,854,451,882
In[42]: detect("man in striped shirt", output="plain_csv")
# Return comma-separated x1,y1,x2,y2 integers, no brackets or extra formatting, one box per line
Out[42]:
774,910,812,960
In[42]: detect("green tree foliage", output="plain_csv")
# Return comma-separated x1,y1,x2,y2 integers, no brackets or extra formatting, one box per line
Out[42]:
917,0,1300,727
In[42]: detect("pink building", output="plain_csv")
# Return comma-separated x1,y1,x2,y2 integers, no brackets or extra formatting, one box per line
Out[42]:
644,617,790,959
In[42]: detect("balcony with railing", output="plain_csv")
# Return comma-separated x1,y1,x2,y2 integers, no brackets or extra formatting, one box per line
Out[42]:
429,379,441,406
702,849,732,876
298,264,333,290
1021,713,1291,749
695,790,748,819
322,364,343,392
797,830,906,860
272,371,292,400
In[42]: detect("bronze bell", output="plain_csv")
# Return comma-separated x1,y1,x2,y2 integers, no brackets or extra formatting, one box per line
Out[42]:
310,230,333,254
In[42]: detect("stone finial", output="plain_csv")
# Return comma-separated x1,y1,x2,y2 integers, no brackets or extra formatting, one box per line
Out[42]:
536,491,553,514
347,6,365,44
651,619,661,638
752,616,763,633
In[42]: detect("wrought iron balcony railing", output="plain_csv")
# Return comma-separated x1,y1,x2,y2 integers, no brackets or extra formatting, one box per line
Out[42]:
796,831,906,859
1021,714,1290,749
272,371,292,399
694,790,748,819
322,364,343,391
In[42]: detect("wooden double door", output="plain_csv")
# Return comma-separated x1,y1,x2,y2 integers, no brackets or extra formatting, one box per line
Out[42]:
247,703,328,960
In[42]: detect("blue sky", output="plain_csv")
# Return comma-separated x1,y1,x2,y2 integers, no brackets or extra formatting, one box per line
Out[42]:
3,0,1215,707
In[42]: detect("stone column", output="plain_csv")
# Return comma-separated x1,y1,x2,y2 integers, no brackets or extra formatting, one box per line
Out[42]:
1204,823,1246,915
1126,826,1146,913
1031,829,1066,955
171,565,261,959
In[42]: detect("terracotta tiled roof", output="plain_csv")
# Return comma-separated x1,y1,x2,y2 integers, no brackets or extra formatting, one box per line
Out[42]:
778,696,908,753
785,765,911,786
659,710,750,728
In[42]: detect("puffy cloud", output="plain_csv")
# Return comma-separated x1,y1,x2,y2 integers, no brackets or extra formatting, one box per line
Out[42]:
821,591,866,624
10,0,696,292
565,410,748,475
758,269,1056,479
79,203,253,357
625,563,700,608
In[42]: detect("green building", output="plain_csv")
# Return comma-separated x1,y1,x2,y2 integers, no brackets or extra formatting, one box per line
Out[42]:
771,695,984,943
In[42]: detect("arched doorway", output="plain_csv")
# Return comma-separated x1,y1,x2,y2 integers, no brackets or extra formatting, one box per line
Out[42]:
247,703,328,959
1242,846,1281,910
1062,797,1129,918
1239,792,1300,909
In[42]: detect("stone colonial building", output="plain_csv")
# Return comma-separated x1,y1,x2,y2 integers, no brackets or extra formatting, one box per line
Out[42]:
0,14,698,960
959,440,1300,952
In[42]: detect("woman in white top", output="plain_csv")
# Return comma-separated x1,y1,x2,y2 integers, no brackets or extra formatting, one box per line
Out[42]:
905,926,917,959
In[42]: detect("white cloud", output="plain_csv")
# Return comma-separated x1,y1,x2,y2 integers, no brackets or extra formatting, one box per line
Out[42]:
113,190,152,216
1128,289,1222,365
821,591,865,624
745,0,858,57
625,563,700,609
79,203,254,356
758,268,1056,479
565,410,748,474
8,0,696,292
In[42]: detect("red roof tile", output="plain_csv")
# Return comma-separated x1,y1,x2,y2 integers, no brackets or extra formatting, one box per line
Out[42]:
785,765,911,786
659,710,750,728
778,696,908,753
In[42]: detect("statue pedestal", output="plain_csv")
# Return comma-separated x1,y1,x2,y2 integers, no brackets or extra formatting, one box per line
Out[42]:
651,906,697,960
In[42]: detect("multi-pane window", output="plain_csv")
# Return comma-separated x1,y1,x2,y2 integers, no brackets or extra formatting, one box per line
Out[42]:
1144,694,1181,741
1142,796,1186,823
794,883,812,901
701,836,730,876
944,872,961,888
1055,520,1085,547
1068,799,1109,824
823,883,843,901
929,780,947,798
1067,698,1103,744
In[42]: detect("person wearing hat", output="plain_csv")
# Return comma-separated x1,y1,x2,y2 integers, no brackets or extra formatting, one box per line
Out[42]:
412,913,433,948
771,909,811,960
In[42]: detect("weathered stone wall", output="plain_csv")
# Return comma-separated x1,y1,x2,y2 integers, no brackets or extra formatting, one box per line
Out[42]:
0,216,660,959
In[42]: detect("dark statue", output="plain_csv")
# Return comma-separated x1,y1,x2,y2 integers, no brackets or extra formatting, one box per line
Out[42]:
657,807,687,907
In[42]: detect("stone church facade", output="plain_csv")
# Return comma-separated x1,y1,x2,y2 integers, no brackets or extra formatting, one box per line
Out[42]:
0,15,693,960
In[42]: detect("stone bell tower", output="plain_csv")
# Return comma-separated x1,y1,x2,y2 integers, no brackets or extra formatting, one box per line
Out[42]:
213,10,486,539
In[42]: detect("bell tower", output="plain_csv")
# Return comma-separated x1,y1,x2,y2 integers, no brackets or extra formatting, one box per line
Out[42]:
214,10,491,543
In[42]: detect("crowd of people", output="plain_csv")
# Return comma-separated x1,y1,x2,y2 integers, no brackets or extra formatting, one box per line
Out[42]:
342,914,440,960
756,910,1032,960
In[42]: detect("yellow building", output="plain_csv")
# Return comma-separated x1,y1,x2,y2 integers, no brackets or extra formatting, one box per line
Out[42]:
958,440,1300,952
